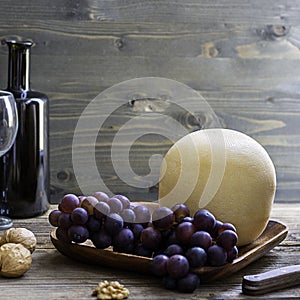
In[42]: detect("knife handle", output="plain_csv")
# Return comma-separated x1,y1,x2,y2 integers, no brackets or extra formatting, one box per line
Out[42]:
242,265,300,295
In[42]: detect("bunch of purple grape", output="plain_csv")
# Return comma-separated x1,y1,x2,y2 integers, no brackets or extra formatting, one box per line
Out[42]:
149,204,238,293
49,192,238,294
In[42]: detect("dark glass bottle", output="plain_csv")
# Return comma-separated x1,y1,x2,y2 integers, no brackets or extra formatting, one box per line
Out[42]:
0,39,49,218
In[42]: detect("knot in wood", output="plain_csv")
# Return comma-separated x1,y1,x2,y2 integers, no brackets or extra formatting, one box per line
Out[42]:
114,38,125,50
259,25,290,40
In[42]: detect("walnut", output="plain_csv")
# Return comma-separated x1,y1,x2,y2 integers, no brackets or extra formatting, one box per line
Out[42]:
92,280,130,300
0,227,37,253
0,243,32,277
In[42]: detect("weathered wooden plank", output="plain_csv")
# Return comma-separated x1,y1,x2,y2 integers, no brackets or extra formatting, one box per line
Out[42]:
0,204,298,300
22,55,300,92
45,87,300,202
1,0,300,25
0,20,300,60
46,86,299,200
0,2,299,203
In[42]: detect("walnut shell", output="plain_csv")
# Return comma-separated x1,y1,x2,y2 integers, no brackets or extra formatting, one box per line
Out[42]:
92,280,130,299
0,243,32,277
0,228,37,253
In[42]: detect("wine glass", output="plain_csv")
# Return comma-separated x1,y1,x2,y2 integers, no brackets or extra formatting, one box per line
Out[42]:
0,91,18,229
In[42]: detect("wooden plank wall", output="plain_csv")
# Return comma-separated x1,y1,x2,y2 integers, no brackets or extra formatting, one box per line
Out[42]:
0,0,299,203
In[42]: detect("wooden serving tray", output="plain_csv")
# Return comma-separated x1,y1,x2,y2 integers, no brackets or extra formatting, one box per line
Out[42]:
50,218,287,282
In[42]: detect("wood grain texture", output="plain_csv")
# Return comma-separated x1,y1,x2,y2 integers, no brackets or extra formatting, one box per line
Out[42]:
0,203,298,299
0,1,299,202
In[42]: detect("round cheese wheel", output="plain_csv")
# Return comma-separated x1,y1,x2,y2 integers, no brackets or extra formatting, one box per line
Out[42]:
158,128,276,246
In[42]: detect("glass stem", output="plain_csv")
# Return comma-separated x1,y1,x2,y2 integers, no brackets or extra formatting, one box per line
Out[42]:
0,155,9,215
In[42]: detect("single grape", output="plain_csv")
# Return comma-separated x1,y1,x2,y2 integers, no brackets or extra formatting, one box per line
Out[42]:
49,209,62,227
163,244,184,257
133,205,151,225
93,191,109,202
107,197,123,214
133,243,153,257
218,222,237,234
113,228,135,254
113,194,131,209
120,208,136,225
56,227,72,243
59,194,80,213
93,201,110,220
190,230,212,251
185,247,207,268
193,209,216,233
171,203,190,223
176,221,196,245
152,206,175,230
67,225,89,243
71,207,89,225
81,196,99,215
162,275,177,290
140,227,162,250
177,273,200,293
167,254,189,279
150,254,169,277
58,212,72,229
216,230,238,251
131,223,144,240
86,215,102,232
207,245,227,266
227,246,238,263
91,229,112,249
104,213,124,236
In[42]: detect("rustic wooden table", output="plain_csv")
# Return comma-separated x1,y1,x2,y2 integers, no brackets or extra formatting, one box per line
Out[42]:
0,203,299,299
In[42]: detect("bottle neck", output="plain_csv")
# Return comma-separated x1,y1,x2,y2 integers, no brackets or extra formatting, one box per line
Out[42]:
3,40,33,92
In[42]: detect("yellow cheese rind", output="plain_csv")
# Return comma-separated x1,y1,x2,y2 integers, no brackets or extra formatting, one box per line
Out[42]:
158,129,276,246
